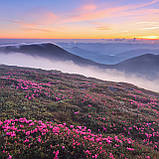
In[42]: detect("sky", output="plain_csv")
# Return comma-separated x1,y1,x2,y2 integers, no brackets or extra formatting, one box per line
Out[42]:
0,0,159,39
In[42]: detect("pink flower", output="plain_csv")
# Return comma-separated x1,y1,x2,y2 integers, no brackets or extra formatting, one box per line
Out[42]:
0,121,3,126
52,126,60,134
126,147,134,151
26,131,30,136
70,125,74,128
85,150,91,155
38,137,41,142
92,154,98,158
7,155,12,159
115,144,120,147
109,153,115,159
53,150,59,159
24,138,29,143
74,111,79,115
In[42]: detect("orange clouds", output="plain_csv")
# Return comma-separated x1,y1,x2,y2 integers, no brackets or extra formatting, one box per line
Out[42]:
96,26,111,31
8,10,58,33
2,1,159,39
22,27,52,33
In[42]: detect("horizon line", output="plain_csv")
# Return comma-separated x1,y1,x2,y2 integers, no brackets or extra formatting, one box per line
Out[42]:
0,38,159,40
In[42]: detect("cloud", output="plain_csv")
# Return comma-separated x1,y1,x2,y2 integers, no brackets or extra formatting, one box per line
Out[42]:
80,4,97,12
143,26,159,30
139,35,159,39
22,27,52,33
96,26,111,31
2,0,159,38
7,19,53,33
89,21,112,31
0,52,159,93
136,21,159,25
25,10,57,26
62,6,127,23
128,0,159,10
6,9,58,33
6,1,159,27
60,0,159,24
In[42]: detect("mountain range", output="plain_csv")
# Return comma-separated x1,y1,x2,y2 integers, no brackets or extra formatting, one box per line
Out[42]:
0,43,159,78
61,45,159,64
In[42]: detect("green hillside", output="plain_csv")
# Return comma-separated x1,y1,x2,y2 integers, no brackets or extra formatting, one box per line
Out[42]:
0,65,159,159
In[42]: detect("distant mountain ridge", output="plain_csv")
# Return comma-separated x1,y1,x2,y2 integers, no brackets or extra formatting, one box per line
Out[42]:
0,43,106,67
58,43,159,64
116,54,159,78
0,43,159,78
116,48,159,59
62,46,119,64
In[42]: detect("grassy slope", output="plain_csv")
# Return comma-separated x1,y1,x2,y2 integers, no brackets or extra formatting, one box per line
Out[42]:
0,65,159,159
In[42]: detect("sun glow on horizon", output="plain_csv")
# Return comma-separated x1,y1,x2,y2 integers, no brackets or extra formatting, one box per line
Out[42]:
139,35,159,40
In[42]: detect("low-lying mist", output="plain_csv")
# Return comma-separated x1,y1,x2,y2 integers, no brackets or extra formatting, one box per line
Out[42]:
0,52,159,93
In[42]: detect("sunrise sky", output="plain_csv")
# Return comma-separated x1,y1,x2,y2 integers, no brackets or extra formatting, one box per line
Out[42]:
0,0,159,39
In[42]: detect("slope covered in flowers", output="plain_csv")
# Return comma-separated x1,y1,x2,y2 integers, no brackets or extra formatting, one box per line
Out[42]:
0,65,159,159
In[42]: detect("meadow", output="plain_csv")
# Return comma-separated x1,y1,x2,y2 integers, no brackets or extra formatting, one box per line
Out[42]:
0,65,159,159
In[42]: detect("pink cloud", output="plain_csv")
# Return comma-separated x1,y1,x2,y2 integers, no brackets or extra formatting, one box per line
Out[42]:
62,6,126,23
9,1,159,28
80,4,97,11
7,10,58,33
22,27,52,33
60,0,159,24
26,11,57,25
10,20,52,32
5,0,159,36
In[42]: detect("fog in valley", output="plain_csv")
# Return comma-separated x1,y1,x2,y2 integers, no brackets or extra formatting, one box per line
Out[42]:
0,52,159,93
